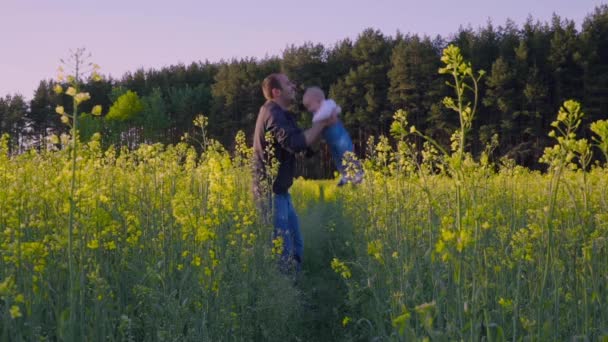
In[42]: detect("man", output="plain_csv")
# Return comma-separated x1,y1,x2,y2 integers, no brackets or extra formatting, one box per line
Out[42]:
253,73,337,273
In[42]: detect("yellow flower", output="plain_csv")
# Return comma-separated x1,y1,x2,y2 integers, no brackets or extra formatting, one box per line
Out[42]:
392,309,411,333
272,237,283,256
87,239,99,249
440,228,455,241
54,84,63,94
61,115,70,124
367,240,384,264
10,305,22,319
498,297,513,312
331,258,352,279
49,134,60,144
75,92,91,104
92,105,102,116
66,87,77,96
192,256,201,267
55,106,65,115
342,316,351,327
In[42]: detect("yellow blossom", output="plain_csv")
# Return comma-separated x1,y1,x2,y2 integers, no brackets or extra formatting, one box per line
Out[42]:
74,92,91,104
342,316,351,327
10,305,22,319
49,134,60,144
92,105,102,116
192,256,201,267
106,241,116,250
87,239,99,249
331,258,352,279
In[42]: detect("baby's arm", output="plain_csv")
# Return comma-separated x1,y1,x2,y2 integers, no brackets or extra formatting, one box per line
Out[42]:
312,99,341,123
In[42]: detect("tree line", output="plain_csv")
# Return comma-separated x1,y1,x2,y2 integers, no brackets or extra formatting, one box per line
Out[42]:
1,5,607,176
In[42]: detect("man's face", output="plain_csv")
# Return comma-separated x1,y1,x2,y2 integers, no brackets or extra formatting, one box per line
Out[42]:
277,74,296,103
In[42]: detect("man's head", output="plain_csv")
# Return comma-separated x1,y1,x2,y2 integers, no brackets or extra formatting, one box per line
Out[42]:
262,73,296,107
302,86,325,113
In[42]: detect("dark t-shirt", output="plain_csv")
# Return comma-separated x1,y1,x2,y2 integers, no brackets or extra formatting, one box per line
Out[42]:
253,100,307,195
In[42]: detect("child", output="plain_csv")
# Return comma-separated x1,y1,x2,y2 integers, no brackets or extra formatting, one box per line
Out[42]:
303,87,363,186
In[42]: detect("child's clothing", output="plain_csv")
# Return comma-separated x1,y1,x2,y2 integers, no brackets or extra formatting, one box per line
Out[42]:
313,99,363,185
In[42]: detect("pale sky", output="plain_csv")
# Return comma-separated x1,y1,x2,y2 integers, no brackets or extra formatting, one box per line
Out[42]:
1,0,605,99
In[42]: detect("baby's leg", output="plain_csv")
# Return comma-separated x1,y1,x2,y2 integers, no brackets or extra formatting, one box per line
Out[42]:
323,123,362,184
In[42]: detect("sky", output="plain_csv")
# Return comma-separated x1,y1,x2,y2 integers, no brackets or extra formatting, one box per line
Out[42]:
1,0,605,99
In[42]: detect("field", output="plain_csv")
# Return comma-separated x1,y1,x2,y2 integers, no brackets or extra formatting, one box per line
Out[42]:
1,132,607,341
1,46,608,341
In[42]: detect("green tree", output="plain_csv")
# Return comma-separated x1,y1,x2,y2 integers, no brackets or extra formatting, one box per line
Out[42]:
330,28,392,148
388,35,441,132
0,94,28,152
106,90,144,122
211,57,280,145
140,88,170,143
548,15,584,108
28,80,63,144
105,90,144,146
581,5,608,124
482,57,516,150
166,84,212,141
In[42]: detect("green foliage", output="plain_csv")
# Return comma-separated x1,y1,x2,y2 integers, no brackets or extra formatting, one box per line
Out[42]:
79,112,104,141
0,94,27,151
540,100,588,170
139,88,170,141
105,90,143,122
388,35,442,134
329,29,393,141
590,119,608,163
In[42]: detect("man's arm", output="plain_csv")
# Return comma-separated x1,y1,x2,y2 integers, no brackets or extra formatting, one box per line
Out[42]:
268,106,339,152
303,121,328,146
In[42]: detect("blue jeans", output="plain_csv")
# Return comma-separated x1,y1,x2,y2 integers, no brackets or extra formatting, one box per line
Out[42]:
273,193,303,272
323,122,354,175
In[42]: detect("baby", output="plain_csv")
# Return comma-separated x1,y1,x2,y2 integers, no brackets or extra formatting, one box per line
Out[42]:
303,87,363,186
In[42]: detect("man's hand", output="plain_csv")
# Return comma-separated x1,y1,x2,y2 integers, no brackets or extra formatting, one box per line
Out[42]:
303,107,340,146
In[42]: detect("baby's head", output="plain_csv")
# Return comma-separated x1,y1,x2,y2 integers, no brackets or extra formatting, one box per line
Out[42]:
303,87,325,113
